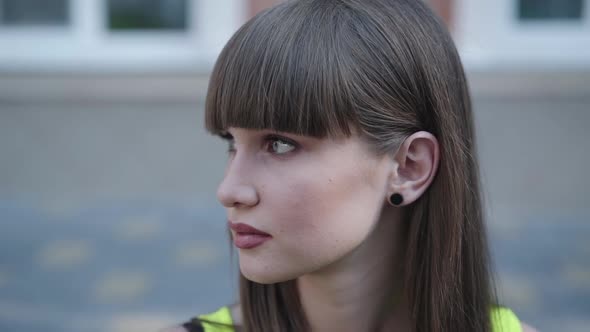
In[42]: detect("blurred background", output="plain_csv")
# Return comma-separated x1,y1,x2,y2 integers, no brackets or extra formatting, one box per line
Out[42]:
0,0,588,331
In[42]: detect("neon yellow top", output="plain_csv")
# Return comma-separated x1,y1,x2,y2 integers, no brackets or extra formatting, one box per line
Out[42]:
197,306,234,332
194,305,522,332
490,306,523,332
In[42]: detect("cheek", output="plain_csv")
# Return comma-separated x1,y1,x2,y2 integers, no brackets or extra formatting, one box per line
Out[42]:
237,152,388,283
273,180,321,236
274,168,382,259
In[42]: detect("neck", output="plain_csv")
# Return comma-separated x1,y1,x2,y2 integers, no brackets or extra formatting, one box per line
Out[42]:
296,206,411,332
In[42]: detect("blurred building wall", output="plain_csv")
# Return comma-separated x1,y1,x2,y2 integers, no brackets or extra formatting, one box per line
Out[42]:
2,0,588,74
1,0,589,74
1,2,589,331
455,0,590,69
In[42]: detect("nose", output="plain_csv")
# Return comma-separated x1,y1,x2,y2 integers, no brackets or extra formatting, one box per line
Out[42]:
216,155,259,208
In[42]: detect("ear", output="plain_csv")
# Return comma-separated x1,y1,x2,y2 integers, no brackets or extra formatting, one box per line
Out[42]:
388,131,440,206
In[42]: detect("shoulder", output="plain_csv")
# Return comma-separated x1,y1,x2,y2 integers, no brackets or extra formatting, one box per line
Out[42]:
521,321,539,332
229,303,243,325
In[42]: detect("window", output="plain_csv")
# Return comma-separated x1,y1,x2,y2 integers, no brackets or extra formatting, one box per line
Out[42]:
107,0,188,31
518,0,585,21
0,0,69,26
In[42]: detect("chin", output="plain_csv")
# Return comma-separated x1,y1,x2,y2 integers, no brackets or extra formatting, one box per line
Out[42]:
241,273,282,284
239,261,302,284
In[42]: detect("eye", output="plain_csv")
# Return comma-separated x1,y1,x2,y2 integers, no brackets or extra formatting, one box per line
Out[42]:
219,132,235,154
266,135,296,155
218,131,297,156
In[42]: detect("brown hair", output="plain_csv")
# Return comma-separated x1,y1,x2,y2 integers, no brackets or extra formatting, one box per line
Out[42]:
205,0,496,331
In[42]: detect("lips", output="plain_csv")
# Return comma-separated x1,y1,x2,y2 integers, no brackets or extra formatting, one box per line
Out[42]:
228,221,271,236
228,221,272,249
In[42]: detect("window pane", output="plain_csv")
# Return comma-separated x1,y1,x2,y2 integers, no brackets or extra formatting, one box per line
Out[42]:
519,0,585,20
107,0,188,31
0,0,69,25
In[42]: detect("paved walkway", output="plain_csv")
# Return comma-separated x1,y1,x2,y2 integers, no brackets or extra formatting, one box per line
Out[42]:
1,75,589,331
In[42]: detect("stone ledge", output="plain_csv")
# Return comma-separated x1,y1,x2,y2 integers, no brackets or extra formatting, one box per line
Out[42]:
0,72,210,104
0,70,589,104
467,70,590,100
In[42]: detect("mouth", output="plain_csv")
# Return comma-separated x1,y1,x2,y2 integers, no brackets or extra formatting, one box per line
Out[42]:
228,221,272,249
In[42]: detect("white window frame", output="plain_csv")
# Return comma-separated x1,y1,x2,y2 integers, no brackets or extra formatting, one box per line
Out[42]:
0,0,245,72
455,0,590,70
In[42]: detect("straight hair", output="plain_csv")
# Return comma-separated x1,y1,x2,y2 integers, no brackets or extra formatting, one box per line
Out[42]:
205,0,496,331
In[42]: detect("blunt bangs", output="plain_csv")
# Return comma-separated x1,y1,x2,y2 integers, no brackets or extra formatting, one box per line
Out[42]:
205,1,360,138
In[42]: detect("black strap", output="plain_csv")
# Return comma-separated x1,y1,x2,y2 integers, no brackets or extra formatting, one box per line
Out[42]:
181,319,205,332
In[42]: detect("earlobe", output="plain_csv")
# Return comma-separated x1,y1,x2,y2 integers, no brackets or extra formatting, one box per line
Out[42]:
388,193,404,206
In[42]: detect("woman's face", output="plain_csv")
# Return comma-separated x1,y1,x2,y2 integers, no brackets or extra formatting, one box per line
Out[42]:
217,127,394,283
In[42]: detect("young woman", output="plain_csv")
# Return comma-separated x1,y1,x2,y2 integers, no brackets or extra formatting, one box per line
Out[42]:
164,0,537,331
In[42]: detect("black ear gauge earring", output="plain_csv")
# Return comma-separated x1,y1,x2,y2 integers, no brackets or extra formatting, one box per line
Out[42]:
388,193,404,206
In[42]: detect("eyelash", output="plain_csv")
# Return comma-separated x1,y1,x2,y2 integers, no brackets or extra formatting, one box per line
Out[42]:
221,133,298,155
